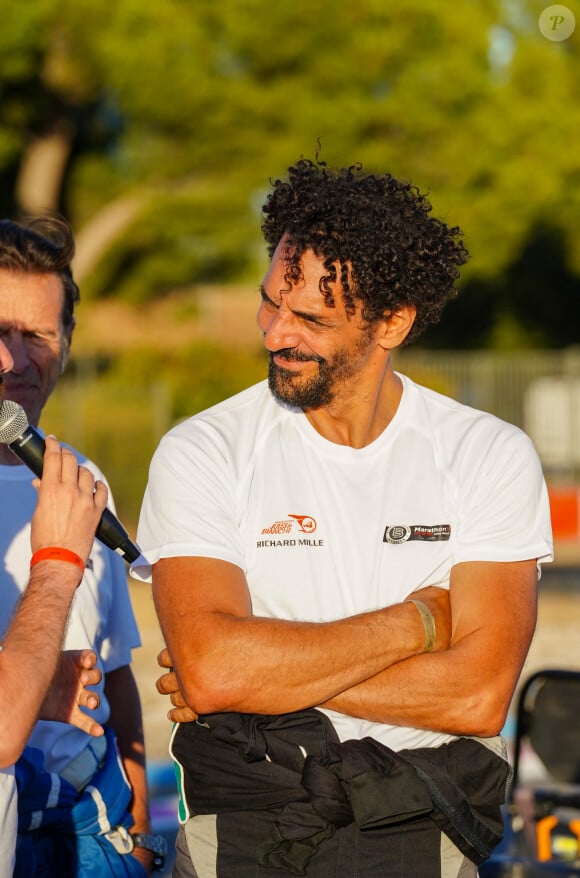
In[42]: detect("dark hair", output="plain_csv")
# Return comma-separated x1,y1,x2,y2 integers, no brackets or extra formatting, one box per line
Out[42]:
261,159,468,343
0,216,80,329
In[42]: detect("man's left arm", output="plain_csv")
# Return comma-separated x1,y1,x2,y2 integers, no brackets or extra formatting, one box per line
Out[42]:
157,559,538,737
105,664,153,873
321,558,538,737
362,425,545,737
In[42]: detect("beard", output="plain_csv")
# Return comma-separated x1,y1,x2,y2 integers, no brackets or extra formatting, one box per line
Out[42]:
268,347,362,409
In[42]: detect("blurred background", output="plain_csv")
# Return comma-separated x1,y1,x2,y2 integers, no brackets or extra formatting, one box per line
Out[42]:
0,0,577,531
1,0,579,868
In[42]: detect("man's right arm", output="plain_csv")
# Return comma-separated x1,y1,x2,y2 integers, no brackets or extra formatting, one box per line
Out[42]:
0,564,97,768
0,437,107,769
152,554,450,718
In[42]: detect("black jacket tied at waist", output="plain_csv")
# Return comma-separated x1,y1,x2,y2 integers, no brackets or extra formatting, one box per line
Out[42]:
171,710,511,875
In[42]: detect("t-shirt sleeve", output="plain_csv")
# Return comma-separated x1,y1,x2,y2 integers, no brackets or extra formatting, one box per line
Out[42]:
453,423,553,569
132,422,245,582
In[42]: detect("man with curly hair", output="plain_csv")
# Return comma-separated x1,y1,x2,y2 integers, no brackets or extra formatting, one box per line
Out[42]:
134,160,553,877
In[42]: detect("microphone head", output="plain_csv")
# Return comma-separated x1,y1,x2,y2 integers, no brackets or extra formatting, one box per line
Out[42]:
0,399,29,444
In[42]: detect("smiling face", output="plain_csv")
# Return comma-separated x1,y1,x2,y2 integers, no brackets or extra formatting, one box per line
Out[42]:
257,236,385,411
0,269,72,428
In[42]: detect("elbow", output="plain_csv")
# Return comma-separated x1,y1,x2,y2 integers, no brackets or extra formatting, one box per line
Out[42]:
479,703,509,738
450,690,509,738
457,713,505,739
0,692,30,766
0,712,26,767
180,663,245,716
0,735,25,770
0,751,19,770
182,686,221,717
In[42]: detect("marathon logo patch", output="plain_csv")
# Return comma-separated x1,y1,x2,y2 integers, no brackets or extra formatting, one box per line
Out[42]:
383,524,451,544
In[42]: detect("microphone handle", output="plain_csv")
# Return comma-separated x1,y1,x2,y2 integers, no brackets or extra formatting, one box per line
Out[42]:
97,509,141,563
9,427,140,563
10,426,45,478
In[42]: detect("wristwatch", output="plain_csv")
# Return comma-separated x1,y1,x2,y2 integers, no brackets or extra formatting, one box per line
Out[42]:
130,832,167,871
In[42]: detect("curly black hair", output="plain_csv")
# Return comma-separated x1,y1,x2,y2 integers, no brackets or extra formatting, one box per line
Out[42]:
261,159,468,343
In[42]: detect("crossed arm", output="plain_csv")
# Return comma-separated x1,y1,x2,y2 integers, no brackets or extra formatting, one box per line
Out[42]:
154,553,537,737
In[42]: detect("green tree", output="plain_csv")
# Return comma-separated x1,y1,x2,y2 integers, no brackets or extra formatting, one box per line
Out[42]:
0,0,578,346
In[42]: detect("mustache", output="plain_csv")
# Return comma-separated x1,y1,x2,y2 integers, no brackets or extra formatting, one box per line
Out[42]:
270,349,325,364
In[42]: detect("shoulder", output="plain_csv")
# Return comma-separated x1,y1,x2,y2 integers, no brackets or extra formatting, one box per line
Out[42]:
172,380,272,430
399,374,538,464
401,373,524,437
156,380,288,460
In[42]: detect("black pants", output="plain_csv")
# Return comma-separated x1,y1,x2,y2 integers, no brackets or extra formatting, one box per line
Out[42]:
172,810,477,878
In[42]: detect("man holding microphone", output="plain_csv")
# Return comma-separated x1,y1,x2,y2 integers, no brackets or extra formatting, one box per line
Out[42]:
1,338,105,875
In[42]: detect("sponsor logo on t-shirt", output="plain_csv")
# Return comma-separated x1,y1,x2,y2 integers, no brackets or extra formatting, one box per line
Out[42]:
257,514,323,548
383,524,451,544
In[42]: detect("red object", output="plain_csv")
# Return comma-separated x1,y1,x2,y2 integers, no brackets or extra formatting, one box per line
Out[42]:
30,546,86,572
548,488,580,540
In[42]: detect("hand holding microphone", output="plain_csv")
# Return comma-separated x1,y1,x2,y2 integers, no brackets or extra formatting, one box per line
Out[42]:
0,399,141,563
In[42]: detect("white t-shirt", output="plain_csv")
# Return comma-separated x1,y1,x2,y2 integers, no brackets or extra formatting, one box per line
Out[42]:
134,375,553,750
0,766,17,878
0,450,141,775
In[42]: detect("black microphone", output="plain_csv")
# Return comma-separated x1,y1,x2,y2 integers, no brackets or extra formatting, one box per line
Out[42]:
0,399,140,563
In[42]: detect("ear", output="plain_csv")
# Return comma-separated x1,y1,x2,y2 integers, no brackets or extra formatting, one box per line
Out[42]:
376,305,416,351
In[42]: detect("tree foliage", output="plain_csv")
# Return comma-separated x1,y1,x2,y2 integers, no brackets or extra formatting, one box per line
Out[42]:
0,0,579,346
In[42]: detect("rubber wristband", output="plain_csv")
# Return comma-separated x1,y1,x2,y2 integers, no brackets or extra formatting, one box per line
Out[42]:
30,547,86,573
409,599,436,653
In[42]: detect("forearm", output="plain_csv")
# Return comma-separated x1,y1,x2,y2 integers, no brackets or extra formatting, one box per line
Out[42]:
165,602,429,716
105,666,150,834
322,563,537,738
0,562,80,766
320,648,508,736
154,557,450,717
158,641,505,735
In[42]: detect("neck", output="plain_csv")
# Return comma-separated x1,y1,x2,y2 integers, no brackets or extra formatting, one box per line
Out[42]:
304,361,403,448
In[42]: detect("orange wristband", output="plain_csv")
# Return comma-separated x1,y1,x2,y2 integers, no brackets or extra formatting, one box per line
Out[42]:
30,547,86,573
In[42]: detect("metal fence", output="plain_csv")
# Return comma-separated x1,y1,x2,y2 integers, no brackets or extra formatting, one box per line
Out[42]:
393,347,580,482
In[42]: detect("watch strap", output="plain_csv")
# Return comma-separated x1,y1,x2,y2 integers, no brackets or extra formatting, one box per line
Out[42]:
131,832,167,871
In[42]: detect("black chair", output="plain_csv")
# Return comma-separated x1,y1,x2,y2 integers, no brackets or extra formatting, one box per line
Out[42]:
481,669,580,877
